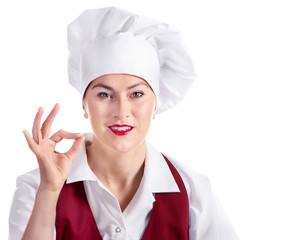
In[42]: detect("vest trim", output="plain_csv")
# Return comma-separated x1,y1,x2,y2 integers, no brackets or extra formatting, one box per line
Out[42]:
56,155,189,239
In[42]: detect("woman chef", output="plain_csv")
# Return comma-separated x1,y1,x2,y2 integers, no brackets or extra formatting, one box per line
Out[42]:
9,6,238,240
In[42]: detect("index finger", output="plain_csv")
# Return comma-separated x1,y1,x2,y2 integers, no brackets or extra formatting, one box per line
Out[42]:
41,103,60,139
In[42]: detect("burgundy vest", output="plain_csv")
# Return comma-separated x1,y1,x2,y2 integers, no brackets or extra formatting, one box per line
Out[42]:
56,156,189,239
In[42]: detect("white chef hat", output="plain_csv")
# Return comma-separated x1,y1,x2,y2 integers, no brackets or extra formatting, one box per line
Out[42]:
67,6,196,113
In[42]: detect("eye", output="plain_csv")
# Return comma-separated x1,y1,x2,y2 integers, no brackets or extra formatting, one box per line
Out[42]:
131,91,144,98
97,92,112,99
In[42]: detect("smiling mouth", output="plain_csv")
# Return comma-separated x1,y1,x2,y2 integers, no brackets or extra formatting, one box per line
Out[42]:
108,125,134,136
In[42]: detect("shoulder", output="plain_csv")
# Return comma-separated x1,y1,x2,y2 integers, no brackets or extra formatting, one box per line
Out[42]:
9,169,40,240
16,168,40,190
163,154,211,199
163,154,239,239
146,142,211,198
11,168,40,209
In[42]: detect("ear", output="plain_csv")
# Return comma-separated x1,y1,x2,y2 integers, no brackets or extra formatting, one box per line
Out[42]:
152,101,156,120
82,103,89,119
152,107,156,119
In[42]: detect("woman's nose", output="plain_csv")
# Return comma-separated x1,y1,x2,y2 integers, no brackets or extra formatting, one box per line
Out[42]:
113,97,131,119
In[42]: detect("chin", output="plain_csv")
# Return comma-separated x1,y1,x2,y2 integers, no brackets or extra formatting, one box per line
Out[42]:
109,138,146,154
92,130,146,154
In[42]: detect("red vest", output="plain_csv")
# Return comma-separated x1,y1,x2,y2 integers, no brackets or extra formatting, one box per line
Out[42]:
56,156,189,239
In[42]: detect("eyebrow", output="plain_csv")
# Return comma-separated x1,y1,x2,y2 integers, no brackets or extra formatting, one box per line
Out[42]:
92,82,150,91
92,83,113,91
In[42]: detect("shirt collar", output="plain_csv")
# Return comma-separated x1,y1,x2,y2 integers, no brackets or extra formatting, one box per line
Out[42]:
67,133,180,194
145,142,180,193
66,132,96,183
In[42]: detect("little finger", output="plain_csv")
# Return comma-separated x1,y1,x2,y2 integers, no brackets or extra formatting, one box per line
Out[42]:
32,107,44,143
23,130,39,154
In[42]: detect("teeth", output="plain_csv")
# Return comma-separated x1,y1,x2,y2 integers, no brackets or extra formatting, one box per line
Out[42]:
111,126,132,131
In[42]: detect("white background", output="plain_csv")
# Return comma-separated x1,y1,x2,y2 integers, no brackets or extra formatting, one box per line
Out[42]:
1,0,303,239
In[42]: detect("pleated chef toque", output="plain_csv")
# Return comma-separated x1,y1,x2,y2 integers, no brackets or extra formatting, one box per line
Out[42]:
67,6,196,113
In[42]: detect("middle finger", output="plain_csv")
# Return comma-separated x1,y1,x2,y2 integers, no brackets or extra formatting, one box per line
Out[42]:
41,103,60,139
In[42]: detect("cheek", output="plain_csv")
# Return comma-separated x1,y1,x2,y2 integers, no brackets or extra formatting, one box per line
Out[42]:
135,100,156,124
85,102,108,124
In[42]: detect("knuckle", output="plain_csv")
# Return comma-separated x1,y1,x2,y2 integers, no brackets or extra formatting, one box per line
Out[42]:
58,129,65,135
52,129,62,136
61,129,69,136
41,121,49,130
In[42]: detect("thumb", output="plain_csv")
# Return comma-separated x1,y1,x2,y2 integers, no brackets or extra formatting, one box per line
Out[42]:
64,135,85,161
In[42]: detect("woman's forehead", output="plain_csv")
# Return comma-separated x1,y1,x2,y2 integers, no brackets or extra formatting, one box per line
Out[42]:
91,74,151,89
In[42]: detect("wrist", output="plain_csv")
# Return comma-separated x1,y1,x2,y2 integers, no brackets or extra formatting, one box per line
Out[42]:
38,175,66,193
37,184,63,199
22,184,60,239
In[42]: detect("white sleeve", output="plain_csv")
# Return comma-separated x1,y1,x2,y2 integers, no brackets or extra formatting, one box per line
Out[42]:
188,176,239,240
169,158,239,240
8,169,56,240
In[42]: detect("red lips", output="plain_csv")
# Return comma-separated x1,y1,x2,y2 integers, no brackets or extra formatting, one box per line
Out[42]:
108,124,134,136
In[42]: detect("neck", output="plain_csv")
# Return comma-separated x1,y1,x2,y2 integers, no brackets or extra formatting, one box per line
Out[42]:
86,136,146,188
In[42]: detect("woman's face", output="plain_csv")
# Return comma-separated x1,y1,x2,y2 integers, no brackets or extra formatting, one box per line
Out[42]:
83,74,156,153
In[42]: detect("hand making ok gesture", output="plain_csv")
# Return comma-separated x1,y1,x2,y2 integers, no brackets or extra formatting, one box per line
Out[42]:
23,103,84,193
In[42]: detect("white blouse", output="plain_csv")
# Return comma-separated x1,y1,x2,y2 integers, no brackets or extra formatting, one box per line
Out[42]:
9,133,238,240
